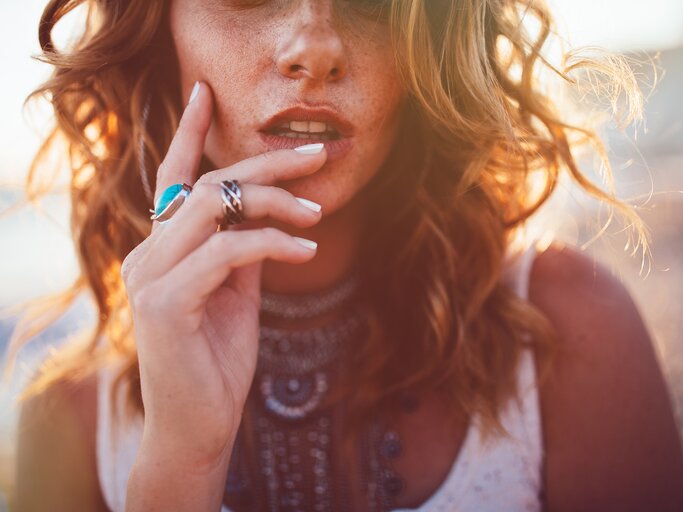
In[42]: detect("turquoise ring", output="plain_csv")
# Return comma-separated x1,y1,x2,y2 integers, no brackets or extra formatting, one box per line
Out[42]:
149,183,193,223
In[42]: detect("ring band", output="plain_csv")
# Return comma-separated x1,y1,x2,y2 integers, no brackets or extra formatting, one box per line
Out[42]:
219,179,244,227
150,183,193,223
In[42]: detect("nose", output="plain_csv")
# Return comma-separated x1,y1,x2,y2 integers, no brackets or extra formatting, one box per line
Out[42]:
275,1,348,84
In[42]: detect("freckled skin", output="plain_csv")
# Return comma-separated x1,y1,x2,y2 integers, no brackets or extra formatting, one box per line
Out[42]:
167,0,408,294
168,0,407,217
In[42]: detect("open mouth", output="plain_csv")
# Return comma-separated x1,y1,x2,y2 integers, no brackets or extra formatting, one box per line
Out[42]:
258,107,355,160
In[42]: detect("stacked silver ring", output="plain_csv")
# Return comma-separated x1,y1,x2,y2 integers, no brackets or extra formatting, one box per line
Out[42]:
219,179,244,226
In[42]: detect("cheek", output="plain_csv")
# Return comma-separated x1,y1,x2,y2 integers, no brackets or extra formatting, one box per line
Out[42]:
170,6,260,163
339,35,405,158
178,54,268,167
352,58,406,172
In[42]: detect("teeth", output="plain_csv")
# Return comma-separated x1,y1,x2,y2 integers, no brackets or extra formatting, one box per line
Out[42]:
275,121,336,134
308,121,328,133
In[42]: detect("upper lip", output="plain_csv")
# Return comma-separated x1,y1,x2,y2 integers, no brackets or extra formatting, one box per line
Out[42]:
260,106,355,138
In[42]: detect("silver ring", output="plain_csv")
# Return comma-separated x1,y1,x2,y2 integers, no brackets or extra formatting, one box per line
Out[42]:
149,183,193,223
219,179,244,226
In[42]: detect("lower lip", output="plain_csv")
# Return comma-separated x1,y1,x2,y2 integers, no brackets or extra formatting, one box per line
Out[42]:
258,132,354,162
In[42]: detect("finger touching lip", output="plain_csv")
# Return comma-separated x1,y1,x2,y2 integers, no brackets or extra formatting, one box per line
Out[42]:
258,132,353,162
197,145,328,187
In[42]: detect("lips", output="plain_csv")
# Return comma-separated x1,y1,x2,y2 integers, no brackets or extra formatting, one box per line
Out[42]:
258,106,355,162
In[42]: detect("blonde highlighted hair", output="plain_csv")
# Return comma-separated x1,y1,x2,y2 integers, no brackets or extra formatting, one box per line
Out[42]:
5,0,649,470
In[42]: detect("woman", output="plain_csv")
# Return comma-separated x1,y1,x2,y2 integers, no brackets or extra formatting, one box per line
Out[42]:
8,0,683,510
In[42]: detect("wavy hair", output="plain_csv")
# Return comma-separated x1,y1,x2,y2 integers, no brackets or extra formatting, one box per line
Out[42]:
5,0,649,474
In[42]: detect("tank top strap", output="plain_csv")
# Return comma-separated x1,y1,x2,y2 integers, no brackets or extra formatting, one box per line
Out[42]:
508,242,544,486
96,359,144,512
495,240,544,485
502,241,539,301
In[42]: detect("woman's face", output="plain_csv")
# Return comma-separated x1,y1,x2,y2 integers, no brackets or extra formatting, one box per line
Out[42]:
168,0,406,216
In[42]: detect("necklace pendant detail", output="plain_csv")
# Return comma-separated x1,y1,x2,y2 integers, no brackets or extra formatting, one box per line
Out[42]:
260,372,329,420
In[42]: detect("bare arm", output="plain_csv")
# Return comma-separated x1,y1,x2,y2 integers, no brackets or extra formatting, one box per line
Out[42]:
530,244,683,512
12,377,109,512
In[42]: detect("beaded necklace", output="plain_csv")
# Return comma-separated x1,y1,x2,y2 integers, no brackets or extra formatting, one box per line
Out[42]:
222,273,412,511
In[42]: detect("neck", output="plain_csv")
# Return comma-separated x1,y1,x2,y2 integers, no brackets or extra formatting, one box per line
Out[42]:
260,187,370,297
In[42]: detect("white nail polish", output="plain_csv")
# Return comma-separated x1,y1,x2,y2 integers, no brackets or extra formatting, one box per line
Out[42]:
188,81,200,105
293,236,317,250
295,197,322,212
294,143,324,155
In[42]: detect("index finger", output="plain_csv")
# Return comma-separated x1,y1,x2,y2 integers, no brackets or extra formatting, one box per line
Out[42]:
153,80,213,209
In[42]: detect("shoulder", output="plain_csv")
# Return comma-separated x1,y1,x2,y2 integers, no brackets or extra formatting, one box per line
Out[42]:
526,242,683,511
12,374,109,511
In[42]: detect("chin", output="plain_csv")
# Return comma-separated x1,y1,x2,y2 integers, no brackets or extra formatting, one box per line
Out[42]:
279,174,348,217
291,158,378,214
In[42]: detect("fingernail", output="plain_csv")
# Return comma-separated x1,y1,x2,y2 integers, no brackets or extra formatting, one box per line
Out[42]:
293,236,317,250
188,81,200,105
294,143,324,155
295,197,322,213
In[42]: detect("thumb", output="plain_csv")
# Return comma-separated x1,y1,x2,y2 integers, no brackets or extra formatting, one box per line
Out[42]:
226,261,263,305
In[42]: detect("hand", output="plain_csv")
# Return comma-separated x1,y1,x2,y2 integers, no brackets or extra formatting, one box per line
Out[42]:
120,81,327,469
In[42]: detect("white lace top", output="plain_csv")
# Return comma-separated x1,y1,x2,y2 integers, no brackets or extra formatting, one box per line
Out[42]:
96,243,544,512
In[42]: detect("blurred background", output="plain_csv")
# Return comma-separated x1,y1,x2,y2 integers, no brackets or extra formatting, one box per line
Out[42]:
0,0,682,509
